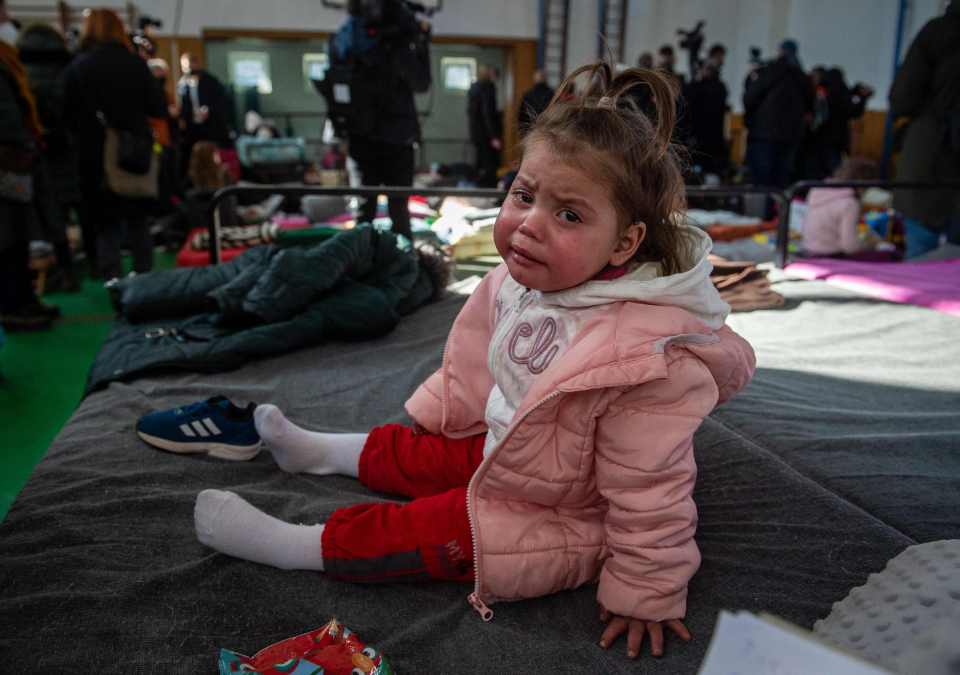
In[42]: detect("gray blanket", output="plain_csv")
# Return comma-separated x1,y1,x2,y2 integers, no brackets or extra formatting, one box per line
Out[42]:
1,277,957,673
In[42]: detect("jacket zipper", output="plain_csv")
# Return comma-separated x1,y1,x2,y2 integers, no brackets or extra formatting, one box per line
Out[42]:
467,285,533,621
466,389,563,621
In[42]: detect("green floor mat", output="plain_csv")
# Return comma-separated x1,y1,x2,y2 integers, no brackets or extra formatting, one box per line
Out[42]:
0,251,176,522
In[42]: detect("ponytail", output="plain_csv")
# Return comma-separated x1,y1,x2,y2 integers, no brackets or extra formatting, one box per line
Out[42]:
524,62,690,275
551,62,679,160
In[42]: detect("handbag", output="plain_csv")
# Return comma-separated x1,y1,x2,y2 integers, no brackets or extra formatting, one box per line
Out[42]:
78,67,159,198
101,122,159,199
0,144,36,203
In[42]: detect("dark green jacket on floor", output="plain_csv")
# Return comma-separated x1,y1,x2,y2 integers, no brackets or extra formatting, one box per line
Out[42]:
889,2,960,228
85,227,444,394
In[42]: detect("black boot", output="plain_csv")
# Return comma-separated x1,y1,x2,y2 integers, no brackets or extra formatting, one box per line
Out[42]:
20,301,62,319
1,305,54,332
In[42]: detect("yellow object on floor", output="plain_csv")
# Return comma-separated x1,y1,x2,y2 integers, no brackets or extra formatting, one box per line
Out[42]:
452,226,498,260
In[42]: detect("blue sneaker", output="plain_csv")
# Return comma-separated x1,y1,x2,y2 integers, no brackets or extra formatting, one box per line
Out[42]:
136,396,261,461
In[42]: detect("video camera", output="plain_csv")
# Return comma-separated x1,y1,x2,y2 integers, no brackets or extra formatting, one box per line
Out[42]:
315,0,434,139
345,0,438,24
138,15,163,32
319,0,433,67
677,21,704,55
677,21,705,78
324,0,438,38
131,14,163,57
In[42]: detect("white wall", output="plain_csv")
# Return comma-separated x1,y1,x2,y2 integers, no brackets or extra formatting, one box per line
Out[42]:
130,0,538,39
785,0,899,110
566,0,600,77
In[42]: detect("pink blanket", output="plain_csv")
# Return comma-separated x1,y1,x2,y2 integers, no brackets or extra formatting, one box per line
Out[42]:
787,258,960,317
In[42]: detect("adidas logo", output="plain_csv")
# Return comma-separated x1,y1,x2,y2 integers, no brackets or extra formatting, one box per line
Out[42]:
179,417,222,438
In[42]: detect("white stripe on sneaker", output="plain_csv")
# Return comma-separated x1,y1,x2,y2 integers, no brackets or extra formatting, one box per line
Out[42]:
202,417,222,435
180,424,196,437
191,420,210,437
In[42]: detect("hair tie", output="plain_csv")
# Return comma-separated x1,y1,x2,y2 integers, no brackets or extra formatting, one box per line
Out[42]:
597,95,615,109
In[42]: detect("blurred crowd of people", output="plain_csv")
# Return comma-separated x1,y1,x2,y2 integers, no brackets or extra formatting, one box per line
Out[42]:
2,2,958,336
0,3,235,331
500,38,877,192
503,2,958,258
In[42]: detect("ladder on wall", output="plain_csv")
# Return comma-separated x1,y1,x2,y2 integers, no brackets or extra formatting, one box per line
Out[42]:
597,0,629,64
538,0,570,87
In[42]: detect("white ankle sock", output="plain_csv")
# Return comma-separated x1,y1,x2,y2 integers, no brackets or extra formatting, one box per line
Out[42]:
194,489,325,571
254,404,366,477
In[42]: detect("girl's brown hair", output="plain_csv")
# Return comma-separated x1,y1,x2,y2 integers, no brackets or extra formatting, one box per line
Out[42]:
80,8,133,52
188,141,230,191
0,42,43,142
522,62,690,275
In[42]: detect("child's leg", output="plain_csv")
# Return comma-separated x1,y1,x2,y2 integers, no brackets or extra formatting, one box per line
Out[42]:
255,405,486,500
194,487,474,582
195,489,326,570
323,487,473,582
358,423,485,498
254,404,367,476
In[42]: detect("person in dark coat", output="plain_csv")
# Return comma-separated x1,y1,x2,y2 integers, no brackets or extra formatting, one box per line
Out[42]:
798,66,873,181
656,44,684,89
518,69,554,138
17,23,81,291
743,39,814,189
63,8,166,280
328,4,430,239
888,0,960,258
0,40,58,330
467,64,502,187
684,44,729,177
822,69,872,160
177,52,232,181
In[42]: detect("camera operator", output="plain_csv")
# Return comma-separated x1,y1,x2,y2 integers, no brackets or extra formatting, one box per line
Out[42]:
322,0,431,239
743,39,813,189
676,21,704,81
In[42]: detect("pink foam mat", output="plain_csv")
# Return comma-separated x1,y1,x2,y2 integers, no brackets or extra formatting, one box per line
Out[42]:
786,258,960,317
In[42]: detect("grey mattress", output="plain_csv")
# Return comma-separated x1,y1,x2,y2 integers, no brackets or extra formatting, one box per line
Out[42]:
1,276,958,674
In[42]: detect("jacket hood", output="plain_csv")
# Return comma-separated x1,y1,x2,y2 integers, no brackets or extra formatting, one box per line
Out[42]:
807,186,857,206
541,225,730,329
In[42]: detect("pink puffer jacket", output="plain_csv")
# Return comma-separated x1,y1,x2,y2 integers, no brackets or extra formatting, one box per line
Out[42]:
802,187,864,256
406,259,755,622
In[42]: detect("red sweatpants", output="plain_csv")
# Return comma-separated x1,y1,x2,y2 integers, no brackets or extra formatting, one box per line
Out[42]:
321,424,485,582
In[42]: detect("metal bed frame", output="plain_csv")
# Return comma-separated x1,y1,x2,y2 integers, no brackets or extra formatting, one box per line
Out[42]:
206,181,960,268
